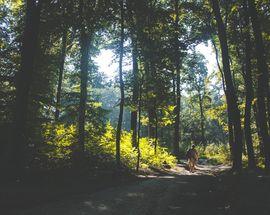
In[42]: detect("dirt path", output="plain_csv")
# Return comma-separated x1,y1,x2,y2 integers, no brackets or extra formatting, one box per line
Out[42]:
8,164,270,215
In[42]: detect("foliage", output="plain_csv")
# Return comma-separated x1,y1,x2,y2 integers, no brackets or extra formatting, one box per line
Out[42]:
89,123,177,169
197,144,231,165
39,123,76,169
1,0,270,174
39,123,176,170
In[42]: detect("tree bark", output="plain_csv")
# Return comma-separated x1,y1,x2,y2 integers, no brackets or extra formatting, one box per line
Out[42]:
154,110,158,154
116,0,125,168
198,93,206,146
55,28,68,121
173,0,181,158
253,104,264,156
13,0,41,172
248,0,270,169
130,36,139,148
78,29,91,158
147,62,156,140
242,0,256,168
136,77,143,172
211,38,233,157
211,0,243,170
127,0,139,148
148,106,156,139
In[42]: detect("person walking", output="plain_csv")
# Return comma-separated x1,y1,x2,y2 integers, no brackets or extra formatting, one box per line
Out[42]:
186,144,199,172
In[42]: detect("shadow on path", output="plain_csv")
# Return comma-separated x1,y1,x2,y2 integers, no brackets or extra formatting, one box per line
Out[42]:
6,164,270,215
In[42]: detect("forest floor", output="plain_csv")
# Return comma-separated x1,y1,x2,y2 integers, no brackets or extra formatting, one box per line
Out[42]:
3,163,270,215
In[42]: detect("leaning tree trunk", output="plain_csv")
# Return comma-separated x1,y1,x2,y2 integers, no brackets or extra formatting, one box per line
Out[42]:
248,0,270,169
55,28,68,121
212,38,234,157
231,8,255,167
12,0,41,173
116,0,125,168
211,0,243,170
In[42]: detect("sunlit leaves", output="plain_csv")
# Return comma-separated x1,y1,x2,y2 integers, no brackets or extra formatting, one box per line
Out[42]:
0,0,23,10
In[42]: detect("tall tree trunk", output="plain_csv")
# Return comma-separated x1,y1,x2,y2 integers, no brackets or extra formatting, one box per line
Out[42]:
55,28,68,121
147,63,156,139
147,101,156,139
13,0,41,172
116,0,125,168
154,110,158,154
77,29,91,159
253,104,264,156
198,93,206,146
248,0,270,169
136,76,143,172
211,0,243,170
212,38,233,157
242,0,256,168
130,36,139,147
144,61,155,139
127,0,139,148
173,0,181,158
144,3,156,141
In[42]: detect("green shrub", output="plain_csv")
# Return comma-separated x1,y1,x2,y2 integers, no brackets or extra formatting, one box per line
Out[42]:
196,143,231,165
87,123,177,169
40,123,76,168
40,123,177,170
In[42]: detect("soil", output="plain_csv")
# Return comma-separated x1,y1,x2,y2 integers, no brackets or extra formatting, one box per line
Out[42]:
2,164,270,215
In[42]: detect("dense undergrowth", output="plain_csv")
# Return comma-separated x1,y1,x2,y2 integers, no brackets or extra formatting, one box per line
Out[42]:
195,142,264,168
39,122,266,171
196,144,231,165
39,123,177,170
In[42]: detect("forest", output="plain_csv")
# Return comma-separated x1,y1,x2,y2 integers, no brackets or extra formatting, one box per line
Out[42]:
1,0,270,214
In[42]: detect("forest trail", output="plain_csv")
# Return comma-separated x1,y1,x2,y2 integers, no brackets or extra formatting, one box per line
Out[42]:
11,164,270,215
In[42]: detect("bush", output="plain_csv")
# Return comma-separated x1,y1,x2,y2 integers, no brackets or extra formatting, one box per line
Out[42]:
39,123,76,169
196,143,231,165
40,123,177,170
87,123,177,169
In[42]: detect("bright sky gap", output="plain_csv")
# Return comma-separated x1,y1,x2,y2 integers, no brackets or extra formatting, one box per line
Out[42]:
94,41,217,80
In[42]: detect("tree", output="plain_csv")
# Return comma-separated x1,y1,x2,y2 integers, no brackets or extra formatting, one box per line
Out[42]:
184,52,208,147
75,0,92,163
115,0,125,168
211,38,234,156
242,0,256,168
173,0,181,158
13,0,42,172
127,0,139,148
55,27,68,121
248,0,270,169
210,0,243,170
224,0,256,168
